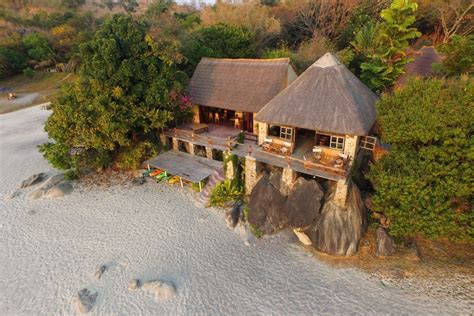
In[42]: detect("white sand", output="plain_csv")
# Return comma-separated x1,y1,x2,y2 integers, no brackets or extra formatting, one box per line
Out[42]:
0,106,470,314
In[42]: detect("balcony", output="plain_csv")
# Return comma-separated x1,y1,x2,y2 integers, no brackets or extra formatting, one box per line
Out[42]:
163,123,242,151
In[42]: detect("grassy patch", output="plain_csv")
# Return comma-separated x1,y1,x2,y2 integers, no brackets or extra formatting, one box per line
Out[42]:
0,71,77,114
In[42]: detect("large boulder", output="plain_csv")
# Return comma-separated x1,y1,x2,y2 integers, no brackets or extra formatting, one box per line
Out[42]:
40,174,65,190
248,173,325,235
375,227,396,257
43,182,73,198
26,174,72,200
248,174,287,234
285,177,324,228
305,183,367,256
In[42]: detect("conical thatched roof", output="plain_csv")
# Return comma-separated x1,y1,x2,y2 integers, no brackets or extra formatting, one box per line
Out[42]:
256,53,378,136
187,58,292,113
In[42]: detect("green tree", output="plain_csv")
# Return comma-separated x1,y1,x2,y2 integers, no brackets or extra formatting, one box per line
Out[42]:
435,35,474,77
368,78,474,241
39,14,190,175
351,0,421,92
0,31,28,79
182,23,257,73
337,0,387,50
22,32,53,61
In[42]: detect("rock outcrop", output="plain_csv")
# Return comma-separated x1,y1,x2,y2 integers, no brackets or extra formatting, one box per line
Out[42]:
285,177,324,229
74,288,98,314
375,227,396,257
305,183,367,256
43,182,73,198
19,173,47,188
248,174,287,234
26,174,73,200
248,173,324,235
142,280,176,300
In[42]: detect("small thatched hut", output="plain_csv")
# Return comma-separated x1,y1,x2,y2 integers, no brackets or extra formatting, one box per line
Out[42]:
255,53,378,160
187,58,297,134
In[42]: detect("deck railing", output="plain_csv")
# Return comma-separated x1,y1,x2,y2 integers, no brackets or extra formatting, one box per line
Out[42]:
242,145,348,178
163,128,238,151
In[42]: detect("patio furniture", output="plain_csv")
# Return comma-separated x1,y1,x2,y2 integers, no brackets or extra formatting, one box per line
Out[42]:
312,146,322,161
334,153,348,168
262,138,273,152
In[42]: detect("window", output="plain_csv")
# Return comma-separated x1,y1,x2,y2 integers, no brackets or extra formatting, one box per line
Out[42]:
360,136,377,151
280,126,293,140
330,135,345,150
268,125,280,137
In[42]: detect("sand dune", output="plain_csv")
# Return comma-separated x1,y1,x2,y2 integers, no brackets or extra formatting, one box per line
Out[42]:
0,106,470,314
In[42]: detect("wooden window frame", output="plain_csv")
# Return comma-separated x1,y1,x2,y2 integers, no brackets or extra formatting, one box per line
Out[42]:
280,126,293,141
360,135,377,151
329,135,345,150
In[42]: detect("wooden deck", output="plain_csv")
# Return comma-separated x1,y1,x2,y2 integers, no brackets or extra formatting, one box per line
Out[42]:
144,151,222,183
231,144,348,181
163,124,241,151
163,125,348,181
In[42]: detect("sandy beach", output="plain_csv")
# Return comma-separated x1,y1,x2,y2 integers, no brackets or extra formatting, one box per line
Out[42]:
0,105,471,314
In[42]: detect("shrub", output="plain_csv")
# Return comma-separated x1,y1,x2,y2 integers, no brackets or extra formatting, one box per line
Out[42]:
368,78,474,241
22,32,53,61
23,67,35,78
435,35,474,77
182,23,257,73
209,179,243,207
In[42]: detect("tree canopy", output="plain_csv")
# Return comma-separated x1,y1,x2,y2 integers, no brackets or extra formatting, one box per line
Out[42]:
182,23,257,73
351,0,421,92
369,78,474,241
39,14,190,177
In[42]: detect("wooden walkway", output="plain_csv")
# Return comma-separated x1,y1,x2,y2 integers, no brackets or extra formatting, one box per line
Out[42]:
144,151,223,183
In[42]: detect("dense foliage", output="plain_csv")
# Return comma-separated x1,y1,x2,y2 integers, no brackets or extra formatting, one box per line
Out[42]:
39,14,190,176
351,0,421,91
436,35,474,77
182,23,257,73
369,78,474,241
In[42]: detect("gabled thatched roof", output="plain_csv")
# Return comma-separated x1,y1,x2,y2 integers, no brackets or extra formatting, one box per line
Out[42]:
256,53,378,136
187,58,292,113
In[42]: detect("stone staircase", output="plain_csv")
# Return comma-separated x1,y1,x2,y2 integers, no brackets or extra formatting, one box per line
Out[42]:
196,168,225,207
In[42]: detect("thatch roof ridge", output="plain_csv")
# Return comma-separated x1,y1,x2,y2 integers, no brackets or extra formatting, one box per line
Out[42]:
187,57,292,113
256,53,378,136
200,57,291,64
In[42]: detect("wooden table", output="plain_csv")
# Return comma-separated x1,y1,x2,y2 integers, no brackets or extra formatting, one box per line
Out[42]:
190,123,209,134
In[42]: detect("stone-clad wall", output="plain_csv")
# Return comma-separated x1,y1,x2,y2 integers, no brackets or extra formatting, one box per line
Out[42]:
245,155,262,195
256,121,268,145
344,135,358,163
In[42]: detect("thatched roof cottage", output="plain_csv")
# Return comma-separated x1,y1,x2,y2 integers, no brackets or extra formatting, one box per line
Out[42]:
255,53,378,162
187,58,297,134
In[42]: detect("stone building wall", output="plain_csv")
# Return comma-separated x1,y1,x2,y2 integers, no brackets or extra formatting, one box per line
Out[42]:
256,121,268,145
344,135,359,163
